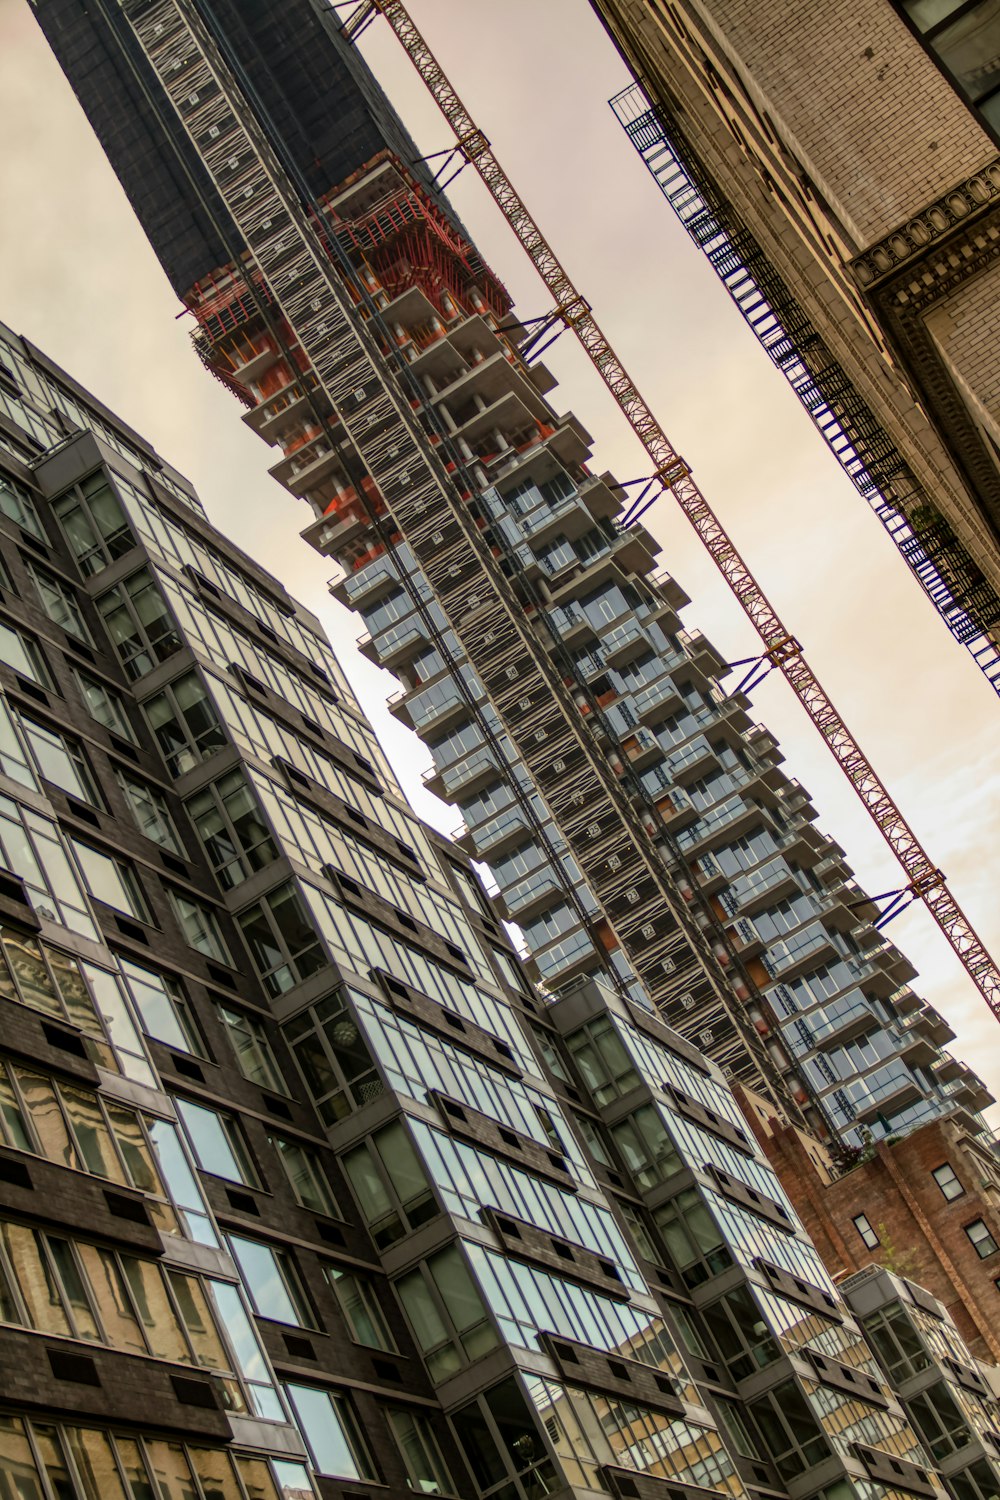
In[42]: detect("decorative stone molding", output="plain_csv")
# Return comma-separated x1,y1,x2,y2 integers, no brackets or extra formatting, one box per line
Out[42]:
851,188,1000,533
851,158,1000,287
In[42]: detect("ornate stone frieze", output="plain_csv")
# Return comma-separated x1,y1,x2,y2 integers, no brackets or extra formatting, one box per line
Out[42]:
851,159,1000,288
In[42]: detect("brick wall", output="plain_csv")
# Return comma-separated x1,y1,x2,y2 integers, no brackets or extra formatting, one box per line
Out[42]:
686,0,996,245
927,260,1000,438
749,1109,1000,1363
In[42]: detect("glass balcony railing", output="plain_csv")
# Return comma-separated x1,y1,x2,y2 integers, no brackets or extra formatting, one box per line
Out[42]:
761,922,835,977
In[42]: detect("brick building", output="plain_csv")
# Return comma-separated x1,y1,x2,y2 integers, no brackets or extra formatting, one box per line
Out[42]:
596,0,1000,691
739,1093,1000,1364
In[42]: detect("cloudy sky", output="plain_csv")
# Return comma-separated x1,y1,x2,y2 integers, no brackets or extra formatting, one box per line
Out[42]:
3,0,1000,1112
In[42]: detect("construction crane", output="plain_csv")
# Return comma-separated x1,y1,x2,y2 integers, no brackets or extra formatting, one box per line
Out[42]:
334,0,1000,1022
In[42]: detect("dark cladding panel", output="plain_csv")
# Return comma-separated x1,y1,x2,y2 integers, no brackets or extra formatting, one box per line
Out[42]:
33,0,236,299
33,0,459,302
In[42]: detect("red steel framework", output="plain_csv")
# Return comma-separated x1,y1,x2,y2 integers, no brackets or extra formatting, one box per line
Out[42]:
337,0,1000,1021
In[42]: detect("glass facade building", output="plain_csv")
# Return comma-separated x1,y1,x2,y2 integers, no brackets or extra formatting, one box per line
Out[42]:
30,0,990,1151
0,315,972,1500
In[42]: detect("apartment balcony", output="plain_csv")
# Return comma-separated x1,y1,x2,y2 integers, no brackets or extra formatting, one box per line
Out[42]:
451,388,541,451
422,746,497,801
470,807,533,857
727,914,765,958
574,650,607,684
843,954,895,996
608,521,658,577
675,795,758,855
799,989,882,1049
664,734,720,785
745,722,779,760
653,786,699,829
620,727,661,768
692,850,729,895
501,869,566,923
530,924,599,985
813,844,851,884
242,380,319,443
936,1062,993,1115
631,675,682,724
856,931,919,986
600,617,651,667
898,1002,955,1050
775,778,817,823
230,341,282,386
388,681,469,734
547,601,594,644
728,856,799,915
677,628,726,676
761,921,838,979
886,985,921,1018
433,349,553,429
897,1027,941,1071
644,567,687,613
546,414,594,468
578,472,625,523
330,553,399,606
271,437,346,500
517,493,598,548
847,1064,924,1125
362,620,428,671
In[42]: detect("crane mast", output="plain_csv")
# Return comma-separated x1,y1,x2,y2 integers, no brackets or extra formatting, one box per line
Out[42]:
339,0,1000,1020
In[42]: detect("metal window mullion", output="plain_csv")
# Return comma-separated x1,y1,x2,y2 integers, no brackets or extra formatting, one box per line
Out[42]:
39,1229,101,1344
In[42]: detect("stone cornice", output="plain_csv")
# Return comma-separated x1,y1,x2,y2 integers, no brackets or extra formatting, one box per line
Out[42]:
851,159,1000,288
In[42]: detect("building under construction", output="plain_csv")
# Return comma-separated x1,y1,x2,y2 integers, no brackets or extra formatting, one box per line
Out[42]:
31,0,997,1155
8,1,1000,1497
591,0,1000,696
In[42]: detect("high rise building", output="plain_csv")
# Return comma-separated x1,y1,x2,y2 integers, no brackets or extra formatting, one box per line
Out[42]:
593,0,1000,692
30,0,995,1155
0,312,981,1500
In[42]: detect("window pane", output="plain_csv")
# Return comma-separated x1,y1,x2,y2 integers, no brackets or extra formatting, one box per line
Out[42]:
396,1268,456,1380
931,1,1000,104
0,475,43,539
124,961,203,1056
16,1067,77,1168
0,623,48,686
285,1384,374,1479
60,1085,125,1181
2,1222,71,1335
229,1234,309,1327
187,771,277,889
270,1135,338,1216
76,1243,146,1355
28,565,91,642
0,1066,32,1151
74,670,135,740
66,1427,130,1500
178,1099,254,1186
328,1266,395,1350
72,841,148,921
169,891,231,964
389,1410,453,1495
47,1237,100,1340
22,718,99,806
190,1449,243,1500
219,1006,286,1092
120,1255,188,1361
97,568,180,679
118,773,182,853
